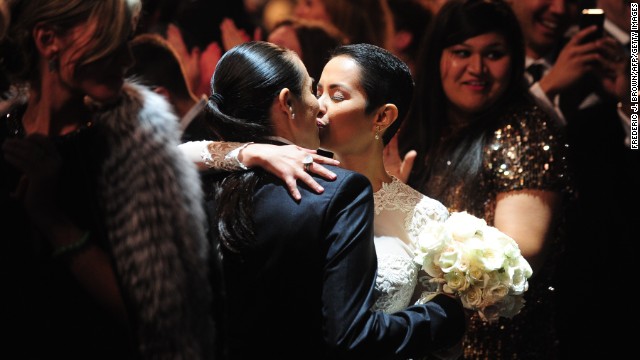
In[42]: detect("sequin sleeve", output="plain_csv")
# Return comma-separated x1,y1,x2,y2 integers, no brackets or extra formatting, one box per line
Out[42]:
486,104,570,193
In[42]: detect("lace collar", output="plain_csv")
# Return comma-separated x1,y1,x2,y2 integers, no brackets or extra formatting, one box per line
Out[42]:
373,176,422,215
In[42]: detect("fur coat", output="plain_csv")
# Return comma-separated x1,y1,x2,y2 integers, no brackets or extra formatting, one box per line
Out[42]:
93,82,215,359
0,82,217,359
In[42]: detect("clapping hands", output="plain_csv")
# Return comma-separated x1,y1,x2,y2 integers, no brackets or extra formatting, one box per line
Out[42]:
165,23,223,98
220,17,262,52
164,19,262,98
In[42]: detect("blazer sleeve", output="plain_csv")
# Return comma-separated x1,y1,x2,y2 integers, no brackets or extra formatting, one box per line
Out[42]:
320,172,465,359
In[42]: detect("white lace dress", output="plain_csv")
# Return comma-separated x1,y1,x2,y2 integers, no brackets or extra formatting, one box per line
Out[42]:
371,177,449,313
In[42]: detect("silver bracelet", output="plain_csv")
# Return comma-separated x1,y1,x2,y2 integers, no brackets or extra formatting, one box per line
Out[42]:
224,142,254,170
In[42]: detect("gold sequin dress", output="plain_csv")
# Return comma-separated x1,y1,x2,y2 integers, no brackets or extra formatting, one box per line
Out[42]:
422,101,571,360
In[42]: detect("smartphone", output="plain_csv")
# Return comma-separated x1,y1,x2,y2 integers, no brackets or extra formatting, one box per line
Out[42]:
579,9,605,43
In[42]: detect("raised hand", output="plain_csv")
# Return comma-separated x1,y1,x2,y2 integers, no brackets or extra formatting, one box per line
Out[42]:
196,41,222,97
220,18,261,51
383,133,416,184
165,23,202,95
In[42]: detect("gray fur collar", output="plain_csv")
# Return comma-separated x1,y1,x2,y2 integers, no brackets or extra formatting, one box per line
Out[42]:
2,82,215,358
95,82,214,359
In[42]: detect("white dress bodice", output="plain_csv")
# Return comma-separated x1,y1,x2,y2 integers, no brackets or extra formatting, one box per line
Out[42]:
371,177,449,313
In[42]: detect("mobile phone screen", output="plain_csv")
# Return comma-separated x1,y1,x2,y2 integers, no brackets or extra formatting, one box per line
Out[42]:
579,9,605,43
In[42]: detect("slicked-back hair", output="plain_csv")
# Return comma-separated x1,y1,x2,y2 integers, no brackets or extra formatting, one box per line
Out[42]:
205,41,308,253
206,41,305,143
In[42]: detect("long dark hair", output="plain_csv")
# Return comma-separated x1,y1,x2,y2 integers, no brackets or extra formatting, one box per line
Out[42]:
398,0,528,195
206,41,306,253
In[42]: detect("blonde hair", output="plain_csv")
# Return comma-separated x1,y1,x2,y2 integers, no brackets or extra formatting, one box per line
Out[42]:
1,0,141,84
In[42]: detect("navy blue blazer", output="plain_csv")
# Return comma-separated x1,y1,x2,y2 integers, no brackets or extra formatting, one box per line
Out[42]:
206,165,465,359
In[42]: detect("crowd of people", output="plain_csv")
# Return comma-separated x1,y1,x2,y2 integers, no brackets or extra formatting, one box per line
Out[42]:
1,0,634,359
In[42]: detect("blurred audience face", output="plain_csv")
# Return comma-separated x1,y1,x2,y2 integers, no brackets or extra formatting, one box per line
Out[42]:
440,32,512,117
0,0,8,39
294,0,332,23
290,55,322,149
268,25,303,58
316,55,372,154
421,0,448,14
57,19,133,103
509,0,580,58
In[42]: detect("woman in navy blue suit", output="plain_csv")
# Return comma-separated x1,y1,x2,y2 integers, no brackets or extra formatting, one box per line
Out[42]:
201,41,465,359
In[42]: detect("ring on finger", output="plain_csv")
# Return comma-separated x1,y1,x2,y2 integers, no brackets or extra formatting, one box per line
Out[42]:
303,155,313,172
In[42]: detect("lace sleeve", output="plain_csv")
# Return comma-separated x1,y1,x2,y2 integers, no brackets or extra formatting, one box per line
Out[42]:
179,140,249,172
373,253,419,314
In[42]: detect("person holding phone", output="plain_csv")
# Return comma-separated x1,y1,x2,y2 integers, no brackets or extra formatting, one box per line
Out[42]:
508,1,631,358
508,0,620,124
579,8,605,44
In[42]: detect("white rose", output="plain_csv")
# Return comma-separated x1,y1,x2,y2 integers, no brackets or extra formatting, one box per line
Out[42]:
516,256,533,279
438,241,464,273
509,266,529,295
484,226,520,257
464,237,488,270
416,222,449,253
476,238,507,271
445,211,486,242
419,252,444,279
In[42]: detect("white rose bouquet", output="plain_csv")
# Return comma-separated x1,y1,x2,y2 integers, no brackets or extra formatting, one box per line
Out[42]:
413,211,532,322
